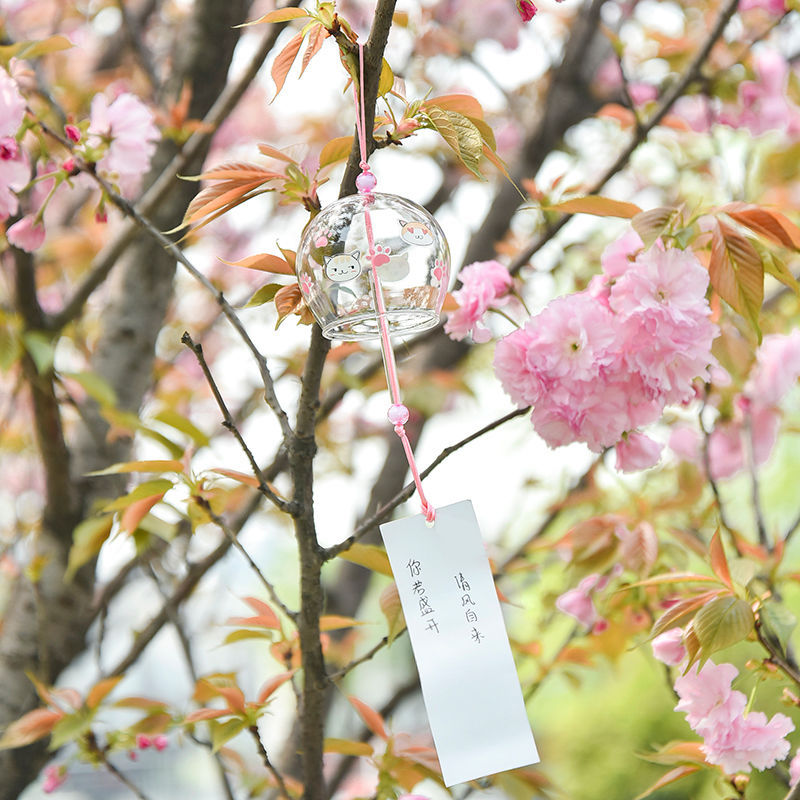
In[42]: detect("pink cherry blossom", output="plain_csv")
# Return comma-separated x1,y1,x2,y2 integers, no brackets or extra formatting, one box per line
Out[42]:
674,660,795,774
7,214,45,251
555,573,606,629
651,628,686,666
668,423,703,464
739,0,786,13
719,48,800,137
42,764,67,793
704,709,793,774
0,67,29,221
601,229,643,278
674,661,743,729
445,259,513,342
745,329,800,405
516,0,537,21
615,431,662,472
432,0,525,51
789,749,800,785
64,123,81,143
88,92,160,197
0,66,25,140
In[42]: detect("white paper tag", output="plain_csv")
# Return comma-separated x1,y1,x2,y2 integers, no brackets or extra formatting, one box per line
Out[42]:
380,499,539,786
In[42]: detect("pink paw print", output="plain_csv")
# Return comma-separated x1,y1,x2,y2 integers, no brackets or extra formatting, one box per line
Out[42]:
314,232,329,248
433,258,445,285
371,244,391,267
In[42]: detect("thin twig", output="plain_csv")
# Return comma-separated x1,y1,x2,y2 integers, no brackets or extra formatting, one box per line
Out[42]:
182,331,294,512
324,406,530,560
146,564,238,800
196,497,298,623
507,0,741,275
699,393,743,555
249,724,293,800
756,619,800,688
744,410,770,550
86,733,151,800
328,629,408,683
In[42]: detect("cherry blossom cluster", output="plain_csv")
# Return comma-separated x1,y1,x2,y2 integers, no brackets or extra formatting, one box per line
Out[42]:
491,230,717,470
673,659,793,775
0,62,159,252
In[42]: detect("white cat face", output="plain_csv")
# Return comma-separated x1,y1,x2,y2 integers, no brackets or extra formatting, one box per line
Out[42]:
323,250,361,282
399,220,434,246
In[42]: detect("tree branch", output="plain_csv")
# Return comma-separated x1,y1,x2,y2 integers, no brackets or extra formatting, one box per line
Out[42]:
181,331,294,511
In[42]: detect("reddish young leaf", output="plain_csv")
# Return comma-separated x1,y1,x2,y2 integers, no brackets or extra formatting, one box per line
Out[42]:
257,143,298,164
724,204,797,249
709,529,733,591
709,221,764,335
218,253,294,275
274,283,307,327
348,696,388,740
256,671,295,703
300,23,327,77
271,30,306,99
633,765,701,800
240,7,309,25
424,94,485,119
546,196,642,219
86,676,123,710
184,708,232,723
120,492,164,534
0,708,63,749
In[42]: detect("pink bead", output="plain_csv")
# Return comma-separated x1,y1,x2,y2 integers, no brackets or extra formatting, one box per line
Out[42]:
387,404,409,425
356,171,377,193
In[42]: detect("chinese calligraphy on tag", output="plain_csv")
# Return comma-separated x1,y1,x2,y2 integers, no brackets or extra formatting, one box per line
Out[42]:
381,500,539,787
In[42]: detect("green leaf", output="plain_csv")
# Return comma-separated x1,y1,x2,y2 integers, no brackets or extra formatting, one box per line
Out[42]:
49,711,91,750
694,595,755,658
338,543,393,577
152,409,210,447
379,581,406,644
378,58,394,97
210,718,247,752
0,324,21,371
222,629,274,645
103,479,174,512
319,136,354,169
758,603,797,657
21,331,55,373
324,737,374,757
88,459,184,476
65,515,114,582
0,34,73,62
244,284,283,308
61,371,117,407
425,107,484,180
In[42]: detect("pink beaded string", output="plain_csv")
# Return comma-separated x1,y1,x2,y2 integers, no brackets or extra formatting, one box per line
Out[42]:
352,42,436,524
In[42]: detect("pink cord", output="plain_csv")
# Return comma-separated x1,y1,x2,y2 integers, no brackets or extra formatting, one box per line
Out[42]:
352,43,435,524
